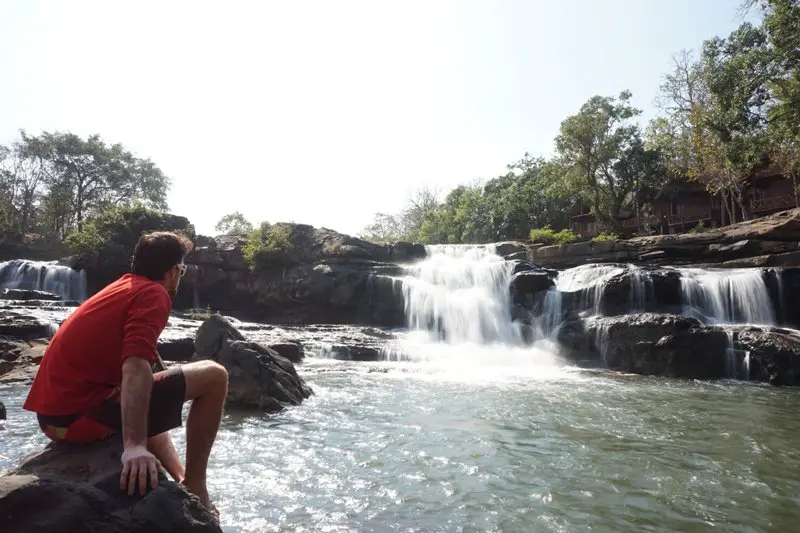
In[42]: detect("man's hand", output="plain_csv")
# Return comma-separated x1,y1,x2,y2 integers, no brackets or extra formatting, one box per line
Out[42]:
120,444,161,496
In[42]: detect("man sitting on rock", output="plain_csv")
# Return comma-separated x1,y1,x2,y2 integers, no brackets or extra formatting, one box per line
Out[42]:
23,231,228,514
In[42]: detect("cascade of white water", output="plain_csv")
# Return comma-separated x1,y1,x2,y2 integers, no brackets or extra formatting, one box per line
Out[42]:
679,268,775,325
628,264,653,312
0,259,87,301
554,264,626,314
400,245,523,345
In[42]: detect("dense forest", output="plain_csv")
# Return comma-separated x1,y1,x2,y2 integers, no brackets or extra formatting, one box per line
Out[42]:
361,0,800,244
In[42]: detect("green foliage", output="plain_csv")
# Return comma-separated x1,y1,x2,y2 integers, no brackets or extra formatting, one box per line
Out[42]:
529,226,580,245
64,224,103,254
689,220,710,234
0,130,170,239
215,211,253,235
242,222,296,270
64,202,195,256
592,232,619,242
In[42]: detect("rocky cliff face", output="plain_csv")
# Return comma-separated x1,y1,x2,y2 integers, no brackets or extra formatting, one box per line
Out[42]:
529,208,800,269
178,225,426,325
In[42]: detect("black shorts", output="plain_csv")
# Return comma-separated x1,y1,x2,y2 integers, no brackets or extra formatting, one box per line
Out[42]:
37,366,187,443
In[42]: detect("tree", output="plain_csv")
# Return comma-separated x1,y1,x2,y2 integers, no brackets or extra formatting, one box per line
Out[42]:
215,211,253,235
696,22,772,222
555,91,664,230
18,131,171,236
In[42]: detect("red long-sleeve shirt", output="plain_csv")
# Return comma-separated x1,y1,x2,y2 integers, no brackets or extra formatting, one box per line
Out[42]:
24,274,172,416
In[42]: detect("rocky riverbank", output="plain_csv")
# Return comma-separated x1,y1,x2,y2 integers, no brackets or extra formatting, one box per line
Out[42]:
528,208,800,270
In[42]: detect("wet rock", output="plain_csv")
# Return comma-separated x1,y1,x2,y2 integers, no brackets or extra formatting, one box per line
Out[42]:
494,241,528,258
558,313,800,384
0,337,47,382
510,261,538,275
157,336,195,362
0,400,5,420
194,315,313,412
733,327,800,386
509,271,555,308
267,342,304,363
0,311,54,341
0,435,220,533
1,289,62,301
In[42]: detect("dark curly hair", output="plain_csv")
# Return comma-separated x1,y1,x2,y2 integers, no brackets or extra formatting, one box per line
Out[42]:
131,231,193,281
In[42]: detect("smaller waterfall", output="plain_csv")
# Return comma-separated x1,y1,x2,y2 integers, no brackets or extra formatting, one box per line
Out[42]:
679,268,775,325
554,264,626,315
628,264,653,312
0,259,87,301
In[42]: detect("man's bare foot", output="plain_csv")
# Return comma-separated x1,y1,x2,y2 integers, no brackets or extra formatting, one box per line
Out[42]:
181,478,214,511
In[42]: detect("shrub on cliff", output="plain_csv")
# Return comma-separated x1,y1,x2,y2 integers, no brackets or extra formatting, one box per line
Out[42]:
529,226,580,245
242,222,297,270
66,203,195,256
592,232,619,242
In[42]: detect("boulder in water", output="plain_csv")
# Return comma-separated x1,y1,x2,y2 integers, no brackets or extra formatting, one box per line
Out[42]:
558,313,800,384
0,435,220,533
733,326,800,386
1,289,62,301
509,271,555,308
0,400,5,420
194,315,313,412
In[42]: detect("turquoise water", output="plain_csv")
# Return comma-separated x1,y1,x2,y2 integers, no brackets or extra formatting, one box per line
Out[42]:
3,359,800,533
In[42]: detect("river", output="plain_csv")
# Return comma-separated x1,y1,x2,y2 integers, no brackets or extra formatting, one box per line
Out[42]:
4,359,800,532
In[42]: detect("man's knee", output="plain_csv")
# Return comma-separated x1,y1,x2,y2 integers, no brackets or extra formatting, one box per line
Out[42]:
182,360,228,399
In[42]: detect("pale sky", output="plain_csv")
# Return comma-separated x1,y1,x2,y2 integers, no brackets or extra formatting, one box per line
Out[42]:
0,0,757,237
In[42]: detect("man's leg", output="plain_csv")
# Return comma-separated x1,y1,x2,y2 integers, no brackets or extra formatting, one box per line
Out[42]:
180,360,228,507
148,431,185,483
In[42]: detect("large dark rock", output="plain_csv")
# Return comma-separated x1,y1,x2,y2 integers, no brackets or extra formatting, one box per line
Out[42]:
0,436,220,533
194,315,313,412
509,271,555,308
563,265,683,316
558,313,800,384
177,225,414,326
733,327,800,386
1,289,62,301
0,400,5,420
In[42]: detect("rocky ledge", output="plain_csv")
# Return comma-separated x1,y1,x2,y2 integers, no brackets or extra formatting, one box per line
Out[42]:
163,225,425,326
0,436,220,533
557,313,800,385
529,208,800,269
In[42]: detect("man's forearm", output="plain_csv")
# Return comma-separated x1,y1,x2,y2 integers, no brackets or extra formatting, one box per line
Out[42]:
121,357,154,448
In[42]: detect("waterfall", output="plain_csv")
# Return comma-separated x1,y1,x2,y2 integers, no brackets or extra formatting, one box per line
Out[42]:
401,245,523,345
0,259,87,301
554,264,626,314
628,264,653,312
679,268,775,325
